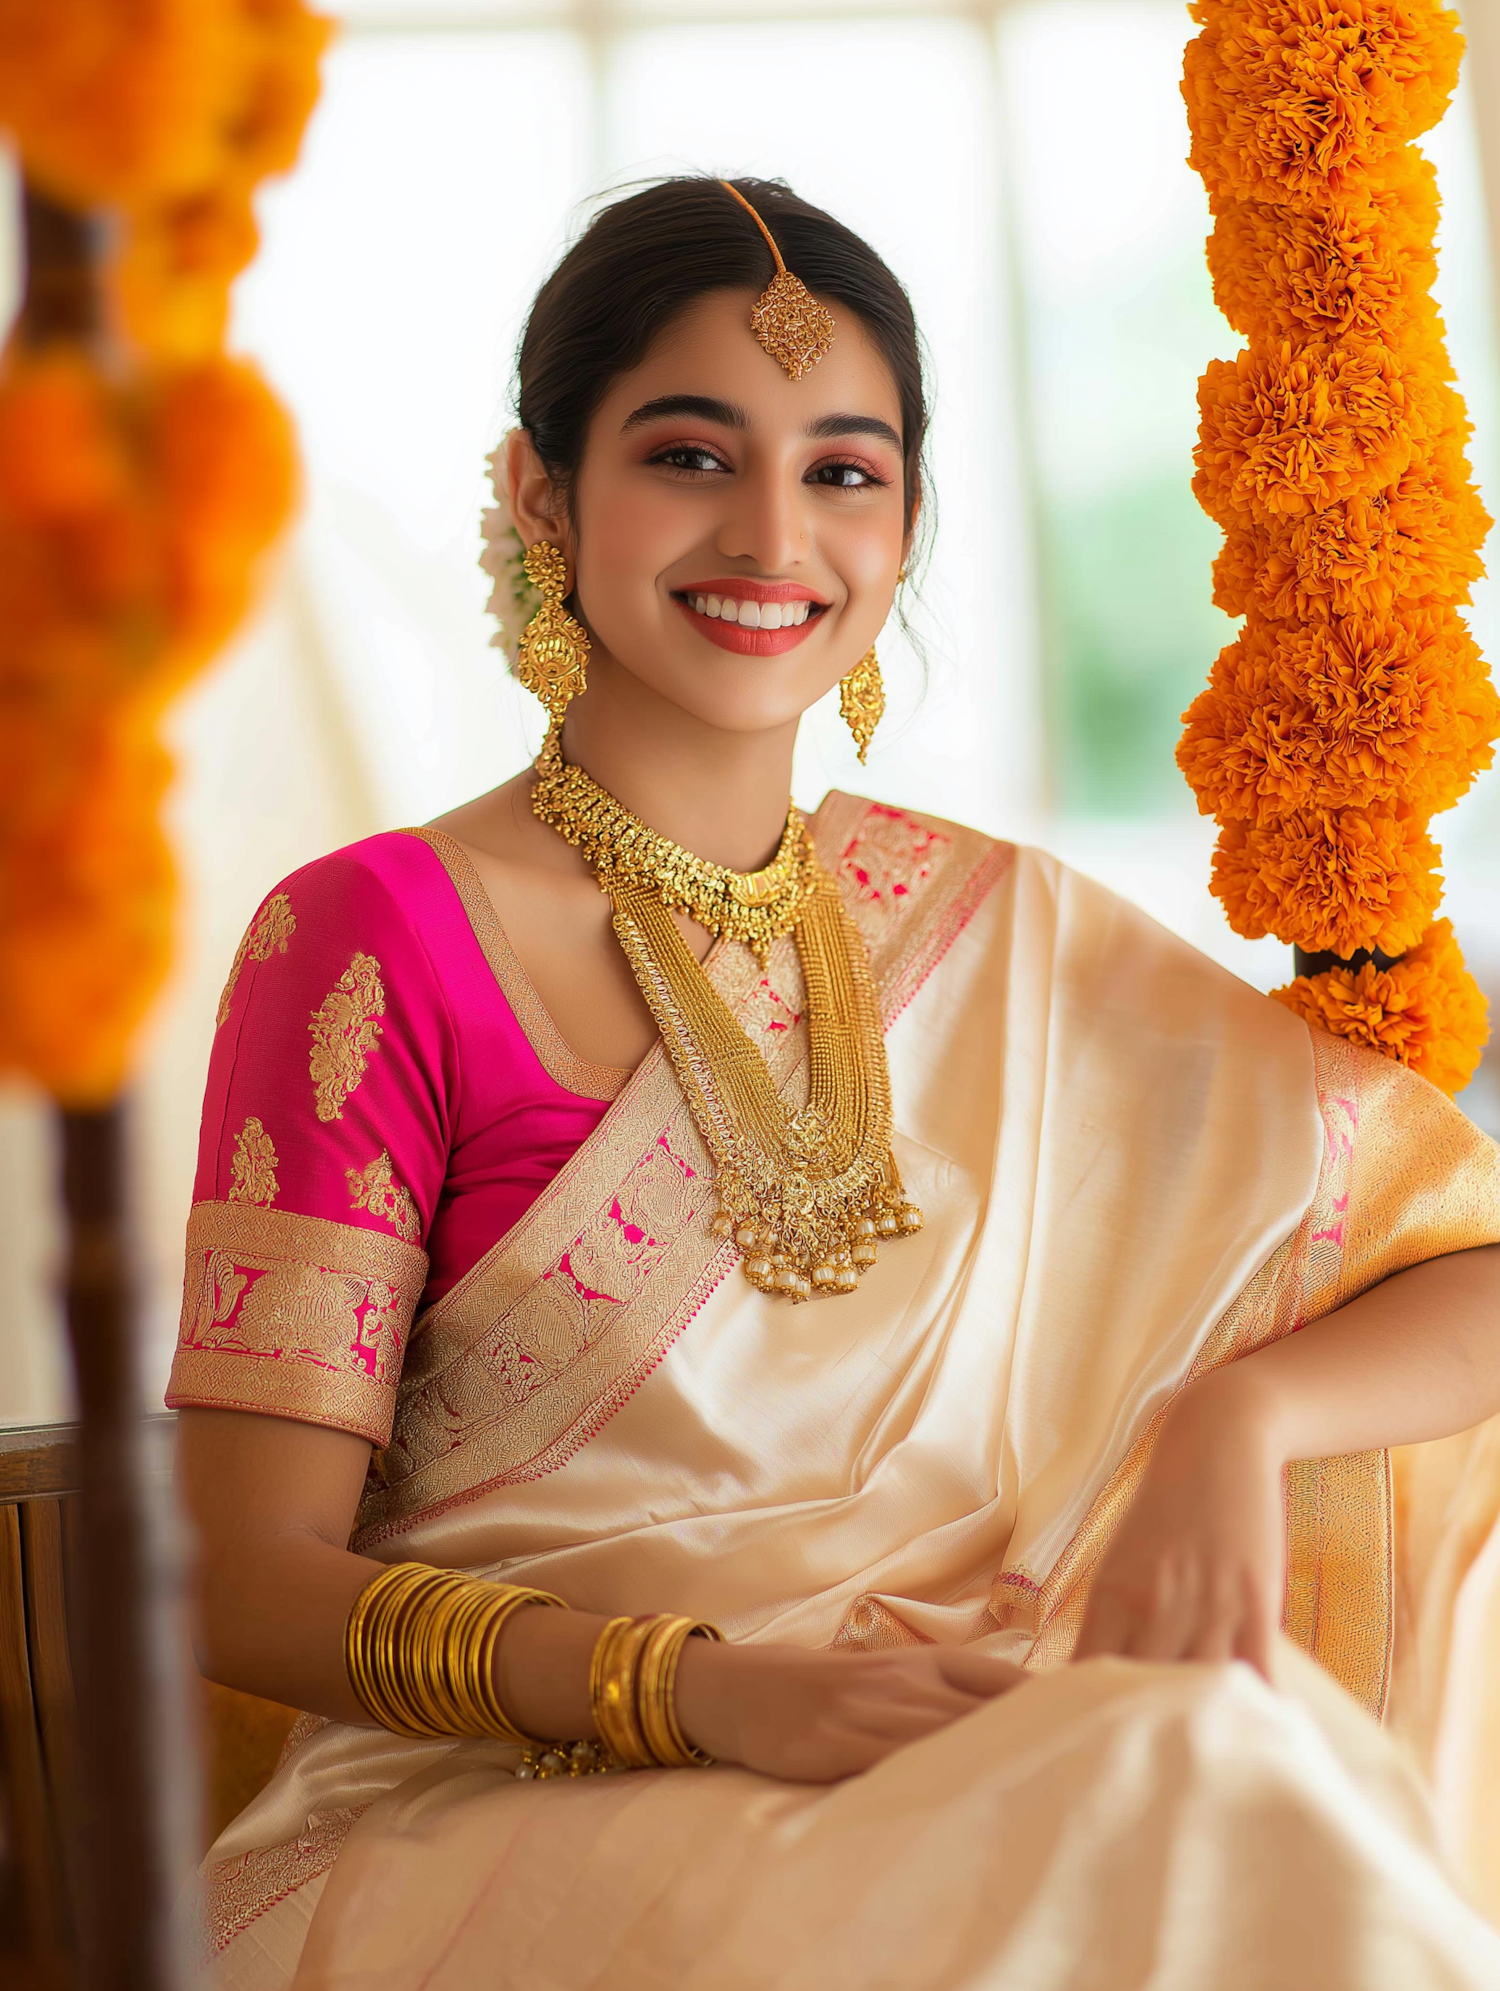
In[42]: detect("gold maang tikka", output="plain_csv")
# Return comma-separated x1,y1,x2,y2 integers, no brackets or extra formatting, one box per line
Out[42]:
720,182,836,382
517,541,590,723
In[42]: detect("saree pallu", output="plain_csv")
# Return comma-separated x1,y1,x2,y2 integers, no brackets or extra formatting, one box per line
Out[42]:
173,797,1500,1988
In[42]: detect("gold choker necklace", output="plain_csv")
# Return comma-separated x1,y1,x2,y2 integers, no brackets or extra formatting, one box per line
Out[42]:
531,729,922,1302
531,725,816,964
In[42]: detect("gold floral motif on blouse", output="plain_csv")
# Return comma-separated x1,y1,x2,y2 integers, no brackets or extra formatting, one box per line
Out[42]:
309,953,385,1123
347,1150,420,1244
217,893,297,1028
228,1117,279,1207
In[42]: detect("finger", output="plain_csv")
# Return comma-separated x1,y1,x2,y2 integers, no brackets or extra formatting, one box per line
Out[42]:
1183,1575,1241,1664
1232,1588,1277,1682
1074,1589,1133,1661
1129,1560,1202,1662
845,1682,992,1737
932,1648,1025,1698
844,1698,995,1757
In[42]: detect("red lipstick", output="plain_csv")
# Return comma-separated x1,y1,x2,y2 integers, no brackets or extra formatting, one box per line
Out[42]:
673,578,829,657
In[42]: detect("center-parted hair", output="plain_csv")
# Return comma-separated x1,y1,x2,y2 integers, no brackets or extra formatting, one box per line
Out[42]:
516,176,928,531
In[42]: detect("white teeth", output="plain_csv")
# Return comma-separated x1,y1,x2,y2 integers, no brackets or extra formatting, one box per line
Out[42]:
689,594,816,626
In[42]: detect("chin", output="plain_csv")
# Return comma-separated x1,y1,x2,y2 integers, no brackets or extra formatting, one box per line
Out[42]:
629,644,834,735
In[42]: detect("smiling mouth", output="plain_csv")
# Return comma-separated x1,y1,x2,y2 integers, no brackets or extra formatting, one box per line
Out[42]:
676,590,821,631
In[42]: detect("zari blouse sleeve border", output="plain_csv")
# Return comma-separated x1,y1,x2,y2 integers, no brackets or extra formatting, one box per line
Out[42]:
167,1202,429,1447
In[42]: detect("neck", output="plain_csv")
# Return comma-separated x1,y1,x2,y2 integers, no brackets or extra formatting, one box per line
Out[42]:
556,655,798,874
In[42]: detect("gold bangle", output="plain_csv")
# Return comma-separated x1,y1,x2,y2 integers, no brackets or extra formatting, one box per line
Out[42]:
636,1616,723,1767
589,1615,658,1769
346,1562,569,1743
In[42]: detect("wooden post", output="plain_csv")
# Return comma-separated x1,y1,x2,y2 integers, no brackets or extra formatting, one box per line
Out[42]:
21,187,199,1991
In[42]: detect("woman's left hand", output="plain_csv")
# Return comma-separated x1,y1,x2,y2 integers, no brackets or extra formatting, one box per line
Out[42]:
1073,1370,1285,1678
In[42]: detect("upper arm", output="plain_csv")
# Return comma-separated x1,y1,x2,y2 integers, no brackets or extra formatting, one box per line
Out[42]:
167,851,456,1449
176,1407,374,1560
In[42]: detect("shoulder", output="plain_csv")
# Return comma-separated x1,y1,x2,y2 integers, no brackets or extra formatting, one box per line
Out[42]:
264,829,449,924
229,831,466,971
809,792,1015,1016
810,791,1012,926
216,831,458,1036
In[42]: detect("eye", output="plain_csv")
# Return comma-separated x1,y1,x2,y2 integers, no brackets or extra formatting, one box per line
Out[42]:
650,443,730,475
808,459,889,490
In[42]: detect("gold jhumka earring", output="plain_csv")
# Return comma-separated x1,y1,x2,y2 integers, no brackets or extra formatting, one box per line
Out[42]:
719,181,836,381
517,541,590,724
840,648,885,764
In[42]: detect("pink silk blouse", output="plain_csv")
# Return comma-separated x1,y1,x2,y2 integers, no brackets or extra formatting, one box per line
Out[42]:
191,828,623,1317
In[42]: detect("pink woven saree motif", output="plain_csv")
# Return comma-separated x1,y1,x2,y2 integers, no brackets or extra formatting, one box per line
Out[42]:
354,796,1010,1546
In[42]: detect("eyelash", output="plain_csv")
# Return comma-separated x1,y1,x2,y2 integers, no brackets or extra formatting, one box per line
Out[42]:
648,445,890,490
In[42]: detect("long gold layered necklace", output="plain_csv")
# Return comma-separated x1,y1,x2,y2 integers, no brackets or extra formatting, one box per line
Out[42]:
531,727,923,1301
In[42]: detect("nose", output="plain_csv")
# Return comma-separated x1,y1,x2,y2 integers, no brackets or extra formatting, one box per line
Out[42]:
714,447,808,572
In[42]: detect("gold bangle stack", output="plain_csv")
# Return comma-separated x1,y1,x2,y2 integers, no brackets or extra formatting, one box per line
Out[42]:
345,1561,567,1744
588,1613,724,1769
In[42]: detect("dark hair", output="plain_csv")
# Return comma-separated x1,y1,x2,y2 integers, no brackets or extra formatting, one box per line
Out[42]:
516,176,928,533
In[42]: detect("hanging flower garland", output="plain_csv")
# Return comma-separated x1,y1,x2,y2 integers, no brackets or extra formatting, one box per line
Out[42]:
1178,0,1499,1095
0,0,327,1102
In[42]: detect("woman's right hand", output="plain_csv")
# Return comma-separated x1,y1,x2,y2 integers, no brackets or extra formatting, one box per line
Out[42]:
673,1639,1024,1784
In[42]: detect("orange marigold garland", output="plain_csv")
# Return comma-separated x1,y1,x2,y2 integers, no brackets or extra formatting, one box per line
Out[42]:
1180,0,1498,1096
0,3,325,1102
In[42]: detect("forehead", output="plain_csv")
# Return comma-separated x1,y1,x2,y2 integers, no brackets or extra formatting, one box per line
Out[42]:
594,287,904,434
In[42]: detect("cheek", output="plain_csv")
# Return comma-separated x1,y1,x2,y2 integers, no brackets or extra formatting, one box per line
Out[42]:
825,505,905,598
580,474,698,602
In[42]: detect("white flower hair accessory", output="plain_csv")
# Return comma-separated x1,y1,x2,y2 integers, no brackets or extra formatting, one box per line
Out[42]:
479,432,543,671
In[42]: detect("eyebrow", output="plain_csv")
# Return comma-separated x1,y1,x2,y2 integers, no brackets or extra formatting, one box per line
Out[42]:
621,395,902,452
807,412,902,450
621,394,748,432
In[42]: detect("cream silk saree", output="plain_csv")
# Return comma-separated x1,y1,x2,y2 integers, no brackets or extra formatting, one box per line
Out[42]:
181,796,1500,1988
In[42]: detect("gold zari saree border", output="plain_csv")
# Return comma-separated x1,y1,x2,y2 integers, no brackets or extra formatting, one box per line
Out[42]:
169,1203,430,1447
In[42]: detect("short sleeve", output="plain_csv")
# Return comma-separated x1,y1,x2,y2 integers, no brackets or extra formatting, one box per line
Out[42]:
166,844,457,1445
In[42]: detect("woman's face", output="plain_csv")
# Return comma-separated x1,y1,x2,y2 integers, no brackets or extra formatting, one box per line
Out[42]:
509,286,913,736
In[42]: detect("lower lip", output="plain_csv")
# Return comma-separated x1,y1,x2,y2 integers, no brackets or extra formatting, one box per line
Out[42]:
674,597,823,656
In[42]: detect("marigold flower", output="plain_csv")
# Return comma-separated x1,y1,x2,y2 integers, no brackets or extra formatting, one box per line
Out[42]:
231,0,331,183
0,350,131,521
0,0,239,208
151,357,297,672
1211,805,1441,953
1184,0,1463,208
1211,430,1490,622
1180,607,1498,821
0,4,321,1103
1273,915,1488,1094
1195,339,1430,524
1206,171,1437,344
1186,0,1490,1091
0,721,175,1106
113,182,260,361
0,0,330,211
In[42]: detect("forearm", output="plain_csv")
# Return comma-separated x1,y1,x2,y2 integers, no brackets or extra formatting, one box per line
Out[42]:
1178,1241,1500,1465
199,1527,612,1734
180,1407,612,1732
195,1527,386,1723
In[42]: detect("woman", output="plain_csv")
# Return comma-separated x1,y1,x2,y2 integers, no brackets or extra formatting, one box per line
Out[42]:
172,178,1500,1989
